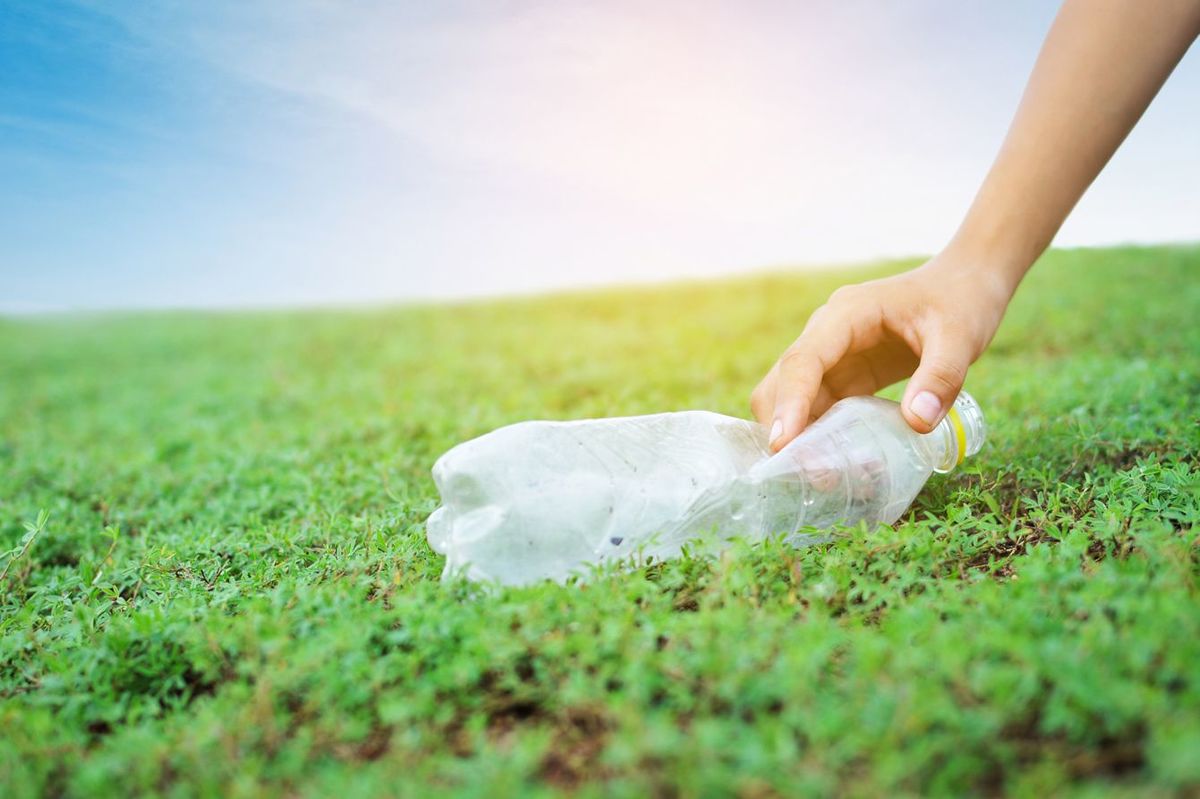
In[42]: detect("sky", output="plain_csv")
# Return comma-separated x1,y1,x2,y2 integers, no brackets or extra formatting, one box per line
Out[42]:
2,0,1198,312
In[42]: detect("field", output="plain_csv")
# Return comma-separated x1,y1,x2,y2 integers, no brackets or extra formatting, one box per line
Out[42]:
2,245,1198,797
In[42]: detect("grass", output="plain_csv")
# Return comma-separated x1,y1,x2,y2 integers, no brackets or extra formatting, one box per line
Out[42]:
1,244,1198,797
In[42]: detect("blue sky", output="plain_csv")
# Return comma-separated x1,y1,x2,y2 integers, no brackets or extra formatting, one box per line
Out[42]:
2,1,1198,311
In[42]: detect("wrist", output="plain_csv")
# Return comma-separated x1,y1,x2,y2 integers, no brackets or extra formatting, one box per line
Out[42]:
937,229,1037,302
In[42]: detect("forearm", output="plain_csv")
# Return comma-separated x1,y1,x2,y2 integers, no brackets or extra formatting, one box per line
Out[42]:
948,0,1200,296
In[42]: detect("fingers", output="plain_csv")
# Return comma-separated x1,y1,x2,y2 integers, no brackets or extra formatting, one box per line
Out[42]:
750,365,778,426
751,368,837,431
900,328,973,433
808,383,838,423
768,312,852,453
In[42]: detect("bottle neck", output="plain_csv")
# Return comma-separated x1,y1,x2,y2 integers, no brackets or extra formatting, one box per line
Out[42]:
928,391,987,473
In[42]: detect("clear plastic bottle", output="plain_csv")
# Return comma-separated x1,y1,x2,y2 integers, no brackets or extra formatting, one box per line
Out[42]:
426,392,986,586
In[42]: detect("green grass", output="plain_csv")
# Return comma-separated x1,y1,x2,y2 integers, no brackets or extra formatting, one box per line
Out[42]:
1,244,1198,798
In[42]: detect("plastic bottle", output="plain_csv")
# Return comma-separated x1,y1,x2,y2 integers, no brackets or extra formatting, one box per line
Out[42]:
426,392,986,586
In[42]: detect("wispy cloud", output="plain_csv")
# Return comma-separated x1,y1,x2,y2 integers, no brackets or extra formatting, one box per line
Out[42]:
3,1,1198,309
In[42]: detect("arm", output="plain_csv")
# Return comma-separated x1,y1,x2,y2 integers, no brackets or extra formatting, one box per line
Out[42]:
754,0,1200,451
949,0,1200,296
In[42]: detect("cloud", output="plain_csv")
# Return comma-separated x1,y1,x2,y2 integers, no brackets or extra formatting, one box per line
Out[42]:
138,1,956,220
6,1,1197,308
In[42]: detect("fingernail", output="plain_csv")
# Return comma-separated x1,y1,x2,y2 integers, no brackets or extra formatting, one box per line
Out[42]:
769,419,783,444
909,391,943,426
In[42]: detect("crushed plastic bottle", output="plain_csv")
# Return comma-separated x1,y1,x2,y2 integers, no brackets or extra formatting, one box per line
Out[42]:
426,392,986,586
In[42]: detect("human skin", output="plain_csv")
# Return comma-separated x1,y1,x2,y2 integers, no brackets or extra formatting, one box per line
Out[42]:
752,0,1200,451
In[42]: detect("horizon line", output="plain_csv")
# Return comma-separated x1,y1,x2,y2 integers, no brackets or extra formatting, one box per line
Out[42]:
3,239,1196,320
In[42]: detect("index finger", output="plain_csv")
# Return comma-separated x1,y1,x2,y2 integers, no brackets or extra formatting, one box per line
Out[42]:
768,312,852,452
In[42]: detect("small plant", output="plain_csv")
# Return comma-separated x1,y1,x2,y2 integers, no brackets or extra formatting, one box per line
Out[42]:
0,508,47,585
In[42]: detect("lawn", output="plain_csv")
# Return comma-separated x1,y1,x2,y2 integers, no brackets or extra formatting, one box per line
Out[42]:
1,245,1198,797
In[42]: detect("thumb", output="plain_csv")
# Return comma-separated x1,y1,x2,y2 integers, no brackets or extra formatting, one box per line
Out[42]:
901,332,973,434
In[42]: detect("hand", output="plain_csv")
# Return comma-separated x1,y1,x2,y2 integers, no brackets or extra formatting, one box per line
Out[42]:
750,250,1014,452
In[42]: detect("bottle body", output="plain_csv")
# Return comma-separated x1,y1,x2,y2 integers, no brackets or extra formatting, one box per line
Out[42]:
427,393,985,585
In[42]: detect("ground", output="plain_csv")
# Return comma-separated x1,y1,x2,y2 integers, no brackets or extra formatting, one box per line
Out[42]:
1,245,1198,798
